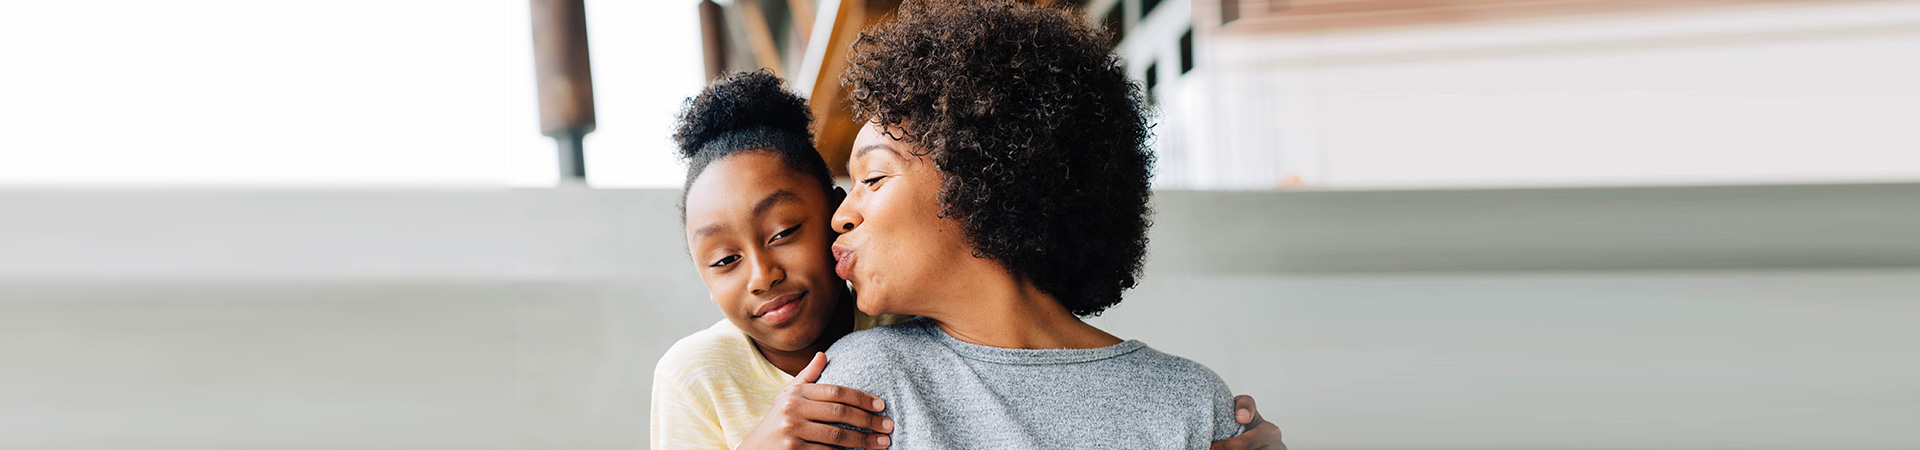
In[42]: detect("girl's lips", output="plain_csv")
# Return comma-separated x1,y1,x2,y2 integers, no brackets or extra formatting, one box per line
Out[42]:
832,245,856,281
755,291,807,326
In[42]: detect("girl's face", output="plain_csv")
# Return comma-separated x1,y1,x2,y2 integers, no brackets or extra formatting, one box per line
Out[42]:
684,152,846,353
830,122,976,317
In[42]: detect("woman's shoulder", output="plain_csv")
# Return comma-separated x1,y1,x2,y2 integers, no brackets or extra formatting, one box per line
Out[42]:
826,316,938,356
1116,345,1243,440
1119,344,1235,394
818,317,940,385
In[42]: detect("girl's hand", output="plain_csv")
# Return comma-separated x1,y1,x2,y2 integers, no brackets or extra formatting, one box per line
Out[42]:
739,353,894,449
1210,395,1287,450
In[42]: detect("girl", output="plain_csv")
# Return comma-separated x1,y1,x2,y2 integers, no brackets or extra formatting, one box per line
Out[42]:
651,70,895,450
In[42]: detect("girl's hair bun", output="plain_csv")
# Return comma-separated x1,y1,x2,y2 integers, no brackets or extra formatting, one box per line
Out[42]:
672,69,814,159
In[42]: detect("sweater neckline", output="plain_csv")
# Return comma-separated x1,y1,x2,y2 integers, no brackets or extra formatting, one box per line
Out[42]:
909,318,1147,365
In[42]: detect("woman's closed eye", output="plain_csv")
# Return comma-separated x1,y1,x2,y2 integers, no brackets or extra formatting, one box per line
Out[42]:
860,175,886,189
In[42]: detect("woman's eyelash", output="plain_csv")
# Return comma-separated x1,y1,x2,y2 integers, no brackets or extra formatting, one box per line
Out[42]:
709,255,740,267
861,176,884,185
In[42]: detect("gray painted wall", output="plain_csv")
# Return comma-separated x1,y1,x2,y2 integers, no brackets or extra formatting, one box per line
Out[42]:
3,185,1916,449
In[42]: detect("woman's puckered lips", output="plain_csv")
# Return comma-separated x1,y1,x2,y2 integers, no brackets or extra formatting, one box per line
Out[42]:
832,244,857,281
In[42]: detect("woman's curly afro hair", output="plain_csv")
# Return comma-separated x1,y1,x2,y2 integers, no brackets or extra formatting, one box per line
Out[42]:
671,70,833,222
843,0,1154,317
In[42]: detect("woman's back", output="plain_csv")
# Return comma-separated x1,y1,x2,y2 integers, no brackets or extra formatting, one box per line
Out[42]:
818,318,1242,449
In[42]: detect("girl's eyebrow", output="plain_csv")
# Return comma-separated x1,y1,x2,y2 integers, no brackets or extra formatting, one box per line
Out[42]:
693,222,727,238
752,190,802,217
692,190,800,238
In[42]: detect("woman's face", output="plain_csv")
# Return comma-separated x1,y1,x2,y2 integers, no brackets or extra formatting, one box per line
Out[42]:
831,122,975,317
684,152,846,352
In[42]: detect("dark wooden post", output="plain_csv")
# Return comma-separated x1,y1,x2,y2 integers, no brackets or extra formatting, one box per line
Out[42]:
700,0,729,82
530,0,596,181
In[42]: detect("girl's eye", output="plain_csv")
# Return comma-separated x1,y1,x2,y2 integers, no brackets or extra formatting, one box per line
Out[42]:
710,255,740,268
861,176,884,187
770,225,799,244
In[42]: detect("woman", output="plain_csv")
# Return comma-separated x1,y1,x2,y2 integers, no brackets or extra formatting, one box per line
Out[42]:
815,1,1267,448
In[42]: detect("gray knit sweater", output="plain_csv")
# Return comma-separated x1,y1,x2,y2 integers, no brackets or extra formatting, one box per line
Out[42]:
817,317,1242,449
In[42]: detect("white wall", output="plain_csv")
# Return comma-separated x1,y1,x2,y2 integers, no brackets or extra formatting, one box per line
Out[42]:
1172,1,1920,189
3,185,1917,449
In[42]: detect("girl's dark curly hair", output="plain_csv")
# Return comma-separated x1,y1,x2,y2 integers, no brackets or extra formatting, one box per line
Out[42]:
842,0,1154,317
671,70,833,222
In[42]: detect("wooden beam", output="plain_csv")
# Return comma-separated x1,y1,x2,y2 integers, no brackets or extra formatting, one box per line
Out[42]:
806,0,864,177
790,0,816,46
737,0,787,75
801,0,902,177
1202,0,1892,35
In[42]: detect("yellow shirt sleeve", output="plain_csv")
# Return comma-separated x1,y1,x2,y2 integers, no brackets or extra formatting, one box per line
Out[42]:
650,320,792,450
651,362,732,450
650,312,901,450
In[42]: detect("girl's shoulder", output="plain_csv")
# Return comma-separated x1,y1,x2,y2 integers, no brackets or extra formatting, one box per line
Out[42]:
653,319,771,388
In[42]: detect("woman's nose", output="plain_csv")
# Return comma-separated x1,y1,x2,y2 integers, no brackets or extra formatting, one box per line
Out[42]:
831,197,861,232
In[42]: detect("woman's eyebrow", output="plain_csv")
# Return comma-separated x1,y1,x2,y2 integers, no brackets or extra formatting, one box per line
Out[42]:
752,189,802,217
853,144,901,161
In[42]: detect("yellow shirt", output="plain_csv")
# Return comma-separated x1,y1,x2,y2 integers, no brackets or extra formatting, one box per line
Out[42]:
650,313,906,450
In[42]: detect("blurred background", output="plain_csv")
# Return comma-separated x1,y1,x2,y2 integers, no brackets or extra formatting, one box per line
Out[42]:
2,0,1917,449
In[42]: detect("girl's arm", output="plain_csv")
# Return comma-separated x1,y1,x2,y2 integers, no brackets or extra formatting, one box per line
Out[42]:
739,353,894,450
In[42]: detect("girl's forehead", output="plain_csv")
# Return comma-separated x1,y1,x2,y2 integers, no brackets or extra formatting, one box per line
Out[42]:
687,154,829,223
700,152,818,192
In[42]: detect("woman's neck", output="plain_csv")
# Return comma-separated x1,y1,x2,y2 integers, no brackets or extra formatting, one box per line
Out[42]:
757,288,856,376
928,275,1121,350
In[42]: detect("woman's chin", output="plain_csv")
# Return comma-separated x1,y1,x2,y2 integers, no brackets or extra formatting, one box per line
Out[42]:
855,298,891,317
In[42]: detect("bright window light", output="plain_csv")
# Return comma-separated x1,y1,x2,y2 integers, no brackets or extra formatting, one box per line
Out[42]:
0,0,704,188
